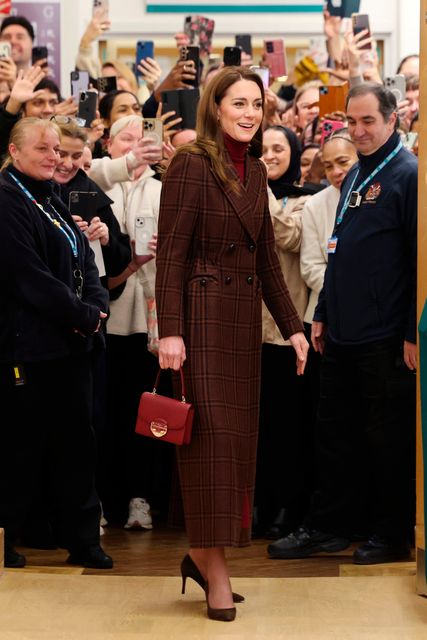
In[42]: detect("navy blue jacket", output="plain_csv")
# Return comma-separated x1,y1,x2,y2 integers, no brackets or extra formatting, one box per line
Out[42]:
314,132,417,345
0,167,109,363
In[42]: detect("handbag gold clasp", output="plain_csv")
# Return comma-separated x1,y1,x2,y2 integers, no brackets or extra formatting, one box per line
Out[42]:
150,419,168,438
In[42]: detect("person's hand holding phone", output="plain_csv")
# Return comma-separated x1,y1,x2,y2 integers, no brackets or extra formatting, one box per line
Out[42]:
137,57,162,92
0,55,16,88
81,6,111,48
54,96,78,117
156,102,183,143
71,214,89,234
86,216,109,246
154,60,197,100
126,136,163,173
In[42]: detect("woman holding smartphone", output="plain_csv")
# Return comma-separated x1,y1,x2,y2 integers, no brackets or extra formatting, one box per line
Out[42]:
156,66,308,622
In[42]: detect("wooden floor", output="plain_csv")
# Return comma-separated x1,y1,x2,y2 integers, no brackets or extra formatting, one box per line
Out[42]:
12,522,416,578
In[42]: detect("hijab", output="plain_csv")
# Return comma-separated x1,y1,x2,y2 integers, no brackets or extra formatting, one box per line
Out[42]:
266,126,307,199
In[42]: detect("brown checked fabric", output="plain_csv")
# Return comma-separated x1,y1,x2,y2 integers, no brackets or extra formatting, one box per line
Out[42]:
156,151,304,547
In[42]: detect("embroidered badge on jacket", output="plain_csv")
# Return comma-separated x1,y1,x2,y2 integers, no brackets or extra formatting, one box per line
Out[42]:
364,182,382,202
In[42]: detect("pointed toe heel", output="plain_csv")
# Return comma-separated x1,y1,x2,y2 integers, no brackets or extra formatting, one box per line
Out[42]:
180,554,244,603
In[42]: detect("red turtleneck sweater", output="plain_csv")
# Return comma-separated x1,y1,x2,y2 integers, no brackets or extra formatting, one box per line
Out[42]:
223,133,249,183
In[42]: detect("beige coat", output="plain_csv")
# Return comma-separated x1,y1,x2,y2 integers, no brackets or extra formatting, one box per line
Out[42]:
262,191,310,345
300,185,340,324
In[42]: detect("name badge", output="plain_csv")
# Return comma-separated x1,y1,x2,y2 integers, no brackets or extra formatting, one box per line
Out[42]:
327,236,338,254
348,191,362,208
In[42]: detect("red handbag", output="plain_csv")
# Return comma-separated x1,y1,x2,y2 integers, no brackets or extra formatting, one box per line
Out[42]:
135,368,194,445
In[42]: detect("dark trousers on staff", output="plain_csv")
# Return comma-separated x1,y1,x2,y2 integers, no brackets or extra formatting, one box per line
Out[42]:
0,353,101,552
304,337,416,542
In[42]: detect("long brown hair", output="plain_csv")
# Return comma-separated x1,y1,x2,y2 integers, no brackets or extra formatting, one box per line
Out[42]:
176,66,265,191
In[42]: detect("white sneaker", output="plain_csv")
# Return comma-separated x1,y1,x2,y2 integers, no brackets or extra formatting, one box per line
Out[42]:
100,502,108,527
100,525,105,536
124,497,153,530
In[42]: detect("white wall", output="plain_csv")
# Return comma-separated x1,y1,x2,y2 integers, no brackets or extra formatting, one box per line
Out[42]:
62,0,420,96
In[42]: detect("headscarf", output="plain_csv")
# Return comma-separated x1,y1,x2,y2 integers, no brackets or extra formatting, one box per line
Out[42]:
265,126,307,199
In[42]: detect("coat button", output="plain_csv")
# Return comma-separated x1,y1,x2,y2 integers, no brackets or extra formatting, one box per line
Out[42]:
246,275,253,285
201,278,207,287
248,244,256,252
228,243,236,251
225,276,232,285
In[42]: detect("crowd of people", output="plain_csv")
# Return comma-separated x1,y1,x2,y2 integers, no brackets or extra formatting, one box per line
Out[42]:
0,5,419,623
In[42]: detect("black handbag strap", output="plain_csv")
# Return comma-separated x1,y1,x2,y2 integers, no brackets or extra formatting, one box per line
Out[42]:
153,367,187,403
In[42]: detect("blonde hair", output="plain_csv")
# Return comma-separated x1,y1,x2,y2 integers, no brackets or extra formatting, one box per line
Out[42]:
57,121,88,145
109,114,143,139
1,117,61,171
293,80,323,114
102,60,138,94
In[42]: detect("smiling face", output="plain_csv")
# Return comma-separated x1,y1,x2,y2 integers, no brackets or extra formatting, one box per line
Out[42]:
261,128,291,181
54,136,85,184
0,24,32,66
108,123,142,159
322,137,358,189
216,79,263,143
24,90,59,120
346,92,397,155
108,93,141,127
10,126,60,181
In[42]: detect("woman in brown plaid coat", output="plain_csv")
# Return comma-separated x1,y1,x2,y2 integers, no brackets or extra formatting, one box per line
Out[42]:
156,67,308,621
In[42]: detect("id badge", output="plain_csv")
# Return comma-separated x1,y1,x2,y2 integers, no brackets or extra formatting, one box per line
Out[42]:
327,236,338,254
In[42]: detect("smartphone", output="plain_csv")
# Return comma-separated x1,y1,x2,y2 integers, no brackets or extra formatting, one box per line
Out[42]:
320,119,345,146
250,65,270,89
0,42,11,58
32,46,48,65
68,191,98,223
351,13,371,50
327,0,360,17
77,90,98,127
70,70,89,102
318,83,349,118
223,46,242,67
263,39,287,79
93,0,109,16
136,40,154,77
143,118,163,145
96,76,117,94
183,15,215,57
135,216,155,256
235,34,252,57
161,88,200,130
179,45,200,88
384,75,406,103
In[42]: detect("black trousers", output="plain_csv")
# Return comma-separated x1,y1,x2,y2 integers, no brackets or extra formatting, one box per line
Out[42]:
305,337,416,541
103,333,175,521
0,353,101,552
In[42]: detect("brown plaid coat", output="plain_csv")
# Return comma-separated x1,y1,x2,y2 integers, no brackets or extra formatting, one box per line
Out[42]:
156,151,304,547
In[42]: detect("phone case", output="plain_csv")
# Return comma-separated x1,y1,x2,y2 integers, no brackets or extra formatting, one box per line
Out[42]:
352,13,371,49
32,46,48,65
70,70,89,102
143,118,163,145
320,119,345,146
136,41,154,77
161,88,200,130
68,191,98,223
96,76,117,94
223,47,242,67
250,65,270,89
135,216,155,256
263,39,287,79
0,42,11,58
180,45,200,87
318,83,349,118
384,75,406,103
77,90,98,127
235,34,252,57
183,15,215,56
93,0,109,15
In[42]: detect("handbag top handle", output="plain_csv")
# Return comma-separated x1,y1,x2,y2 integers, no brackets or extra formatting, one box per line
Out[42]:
153,367,187,403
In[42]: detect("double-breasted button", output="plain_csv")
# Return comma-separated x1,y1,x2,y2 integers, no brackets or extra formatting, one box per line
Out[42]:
200,278,207,287
228,243,236,251
246,275,253,285
225,276,232,285
248,244,256,253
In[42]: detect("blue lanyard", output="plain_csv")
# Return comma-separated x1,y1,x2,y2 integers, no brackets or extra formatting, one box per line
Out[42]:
9,172,79,259
282,196,288,207
336,140,403,227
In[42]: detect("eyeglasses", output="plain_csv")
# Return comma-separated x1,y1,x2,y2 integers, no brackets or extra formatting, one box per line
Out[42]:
50,115,87,127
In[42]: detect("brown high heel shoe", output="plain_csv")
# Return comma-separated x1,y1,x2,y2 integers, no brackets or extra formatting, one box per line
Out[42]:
180,554,244,603
205,584,236,622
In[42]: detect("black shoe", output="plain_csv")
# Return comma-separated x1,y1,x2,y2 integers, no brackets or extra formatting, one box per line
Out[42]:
353,536,411,565
67,544,113,569
5,546,26,568
180,554,244,603
268,526,350,559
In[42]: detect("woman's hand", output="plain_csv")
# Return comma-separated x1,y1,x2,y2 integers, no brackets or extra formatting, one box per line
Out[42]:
137,56,162,92
289,331,309,375
6,65,46,114
86,216,109,246
71,214,89,234
86,113,105,145
80,7,111,48
159,336,186,370
126,136,163,171
54,96,78,116
0,56,17,88
311,321,326,355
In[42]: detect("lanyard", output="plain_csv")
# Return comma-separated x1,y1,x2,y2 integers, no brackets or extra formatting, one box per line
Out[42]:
9,172,79,259
336,140,403,228
282,196,288,208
